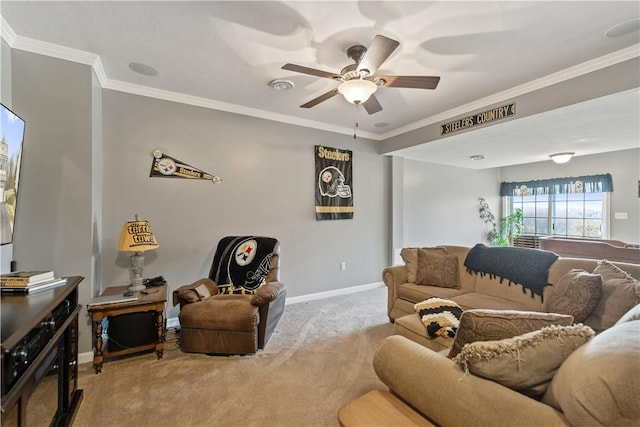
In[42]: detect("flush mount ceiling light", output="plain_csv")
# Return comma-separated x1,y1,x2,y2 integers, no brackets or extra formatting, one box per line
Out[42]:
270,79,294,91
337,79,377,104
550,152,575,164
469,154,485,161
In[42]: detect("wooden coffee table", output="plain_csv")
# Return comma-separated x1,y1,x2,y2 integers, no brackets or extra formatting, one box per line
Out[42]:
338,390,435,427
87,284,167,373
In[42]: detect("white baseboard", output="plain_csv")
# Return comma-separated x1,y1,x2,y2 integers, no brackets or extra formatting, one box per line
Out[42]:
284,281,384,305
78,282,384,364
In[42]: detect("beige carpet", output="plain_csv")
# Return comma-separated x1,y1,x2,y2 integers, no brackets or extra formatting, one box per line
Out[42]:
73,286,394,427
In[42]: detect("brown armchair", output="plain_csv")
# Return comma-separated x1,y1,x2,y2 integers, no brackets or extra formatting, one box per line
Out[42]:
173,236,286,354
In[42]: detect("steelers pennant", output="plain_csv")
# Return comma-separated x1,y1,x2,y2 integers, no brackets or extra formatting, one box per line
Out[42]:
149,150,222,183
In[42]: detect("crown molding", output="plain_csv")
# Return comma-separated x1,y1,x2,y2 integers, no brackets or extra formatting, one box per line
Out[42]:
0,15,378,140
1,15,637,143
101,77,379,139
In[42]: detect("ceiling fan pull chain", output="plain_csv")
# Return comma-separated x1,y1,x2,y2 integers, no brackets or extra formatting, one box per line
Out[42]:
353,121,359,139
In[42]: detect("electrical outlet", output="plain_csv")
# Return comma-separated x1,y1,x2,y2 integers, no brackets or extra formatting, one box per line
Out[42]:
340,262,346,271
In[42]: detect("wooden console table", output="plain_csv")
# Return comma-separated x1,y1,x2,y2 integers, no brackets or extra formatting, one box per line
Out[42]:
87,284,167,373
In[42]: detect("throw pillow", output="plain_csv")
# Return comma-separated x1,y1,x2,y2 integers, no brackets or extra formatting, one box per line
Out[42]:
452,324,595,398
415,297,463,338
583,261,640,332
415,248,460,288
542,321,640,426
546,269,603,323
401,247,448,283
448,309,574,358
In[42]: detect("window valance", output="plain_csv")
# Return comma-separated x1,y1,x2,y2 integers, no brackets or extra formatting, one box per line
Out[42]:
500,173,613,197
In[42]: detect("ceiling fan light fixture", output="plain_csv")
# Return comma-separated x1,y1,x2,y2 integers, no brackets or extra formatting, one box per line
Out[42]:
338,79,377,104
550,152,574,164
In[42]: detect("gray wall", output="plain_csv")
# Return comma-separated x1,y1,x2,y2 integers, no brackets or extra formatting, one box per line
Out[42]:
101,90,389,321
500,148,640,243
11,50,96,352
9,50,389,353
390,158,500,263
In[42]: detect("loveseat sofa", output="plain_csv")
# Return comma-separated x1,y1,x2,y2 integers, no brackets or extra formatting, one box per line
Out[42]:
374,244,640,426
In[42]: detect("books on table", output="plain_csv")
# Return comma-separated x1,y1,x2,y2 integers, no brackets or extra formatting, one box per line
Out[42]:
0,270,55,287
1,277,68,294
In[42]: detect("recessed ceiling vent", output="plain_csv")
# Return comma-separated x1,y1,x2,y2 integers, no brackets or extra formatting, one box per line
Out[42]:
270,79,294,91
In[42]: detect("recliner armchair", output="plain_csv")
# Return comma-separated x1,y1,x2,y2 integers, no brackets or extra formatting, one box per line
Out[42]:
173,236,286,354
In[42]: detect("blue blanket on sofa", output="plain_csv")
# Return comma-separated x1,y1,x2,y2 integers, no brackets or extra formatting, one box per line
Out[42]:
463,244,558,299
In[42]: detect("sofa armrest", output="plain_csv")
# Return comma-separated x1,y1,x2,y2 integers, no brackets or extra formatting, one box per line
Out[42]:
251,281,286,306
382,265,408,319
172,278,219,307
373,335,571,427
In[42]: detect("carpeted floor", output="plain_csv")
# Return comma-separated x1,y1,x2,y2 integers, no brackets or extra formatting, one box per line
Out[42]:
73,286,394,427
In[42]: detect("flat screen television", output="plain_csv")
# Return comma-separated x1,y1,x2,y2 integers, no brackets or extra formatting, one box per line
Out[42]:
0,103,25,245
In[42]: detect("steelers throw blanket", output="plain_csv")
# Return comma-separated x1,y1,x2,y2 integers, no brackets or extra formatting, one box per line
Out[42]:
464,244,558,300
208,236,277,294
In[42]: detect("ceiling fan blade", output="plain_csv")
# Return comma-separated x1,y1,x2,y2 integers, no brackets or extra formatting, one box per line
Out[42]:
362,94,383,115
376,75,441,89
282,63,341,80
300,89,340,108
357,35,400,74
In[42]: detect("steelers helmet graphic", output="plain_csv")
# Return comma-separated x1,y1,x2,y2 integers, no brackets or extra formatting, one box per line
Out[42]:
318,166,351,198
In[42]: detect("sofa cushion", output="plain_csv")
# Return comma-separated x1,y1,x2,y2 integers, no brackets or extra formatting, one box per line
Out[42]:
398,283,466,305
415,248,460,289
583,261,640,332
400,247,447,284
451,293,536,312
542,320,640,426
449,309,574,358
546,269,602,323
394,313,453,352
415,298,463,338
452,324,594,398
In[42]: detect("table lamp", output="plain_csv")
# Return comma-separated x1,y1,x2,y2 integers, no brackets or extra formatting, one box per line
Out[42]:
118,214,159,292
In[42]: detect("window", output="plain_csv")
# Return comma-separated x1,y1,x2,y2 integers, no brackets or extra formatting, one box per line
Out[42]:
509,192,607,238
501,174,613,239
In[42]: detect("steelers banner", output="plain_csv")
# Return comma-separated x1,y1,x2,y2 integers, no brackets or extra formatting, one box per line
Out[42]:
315,145,353,220
149,150,222,183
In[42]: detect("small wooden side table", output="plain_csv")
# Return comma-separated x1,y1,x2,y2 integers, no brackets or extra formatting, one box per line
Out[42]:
87,284,167,373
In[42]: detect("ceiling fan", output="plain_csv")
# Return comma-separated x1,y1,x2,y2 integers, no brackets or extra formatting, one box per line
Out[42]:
282,34,440,115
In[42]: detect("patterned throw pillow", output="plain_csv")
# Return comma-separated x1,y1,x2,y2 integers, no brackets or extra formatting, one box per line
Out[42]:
453,324,595,398
415,248,460,288
546,269,602,323
415,297,463,338
449,309,574,358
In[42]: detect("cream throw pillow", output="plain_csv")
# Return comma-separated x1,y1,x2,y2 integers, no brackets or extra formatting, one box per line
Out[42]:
453,324,594,398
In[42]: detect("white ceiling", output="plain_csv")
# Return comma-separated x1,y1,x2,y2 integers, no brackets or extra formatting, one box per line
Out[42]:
1,1,639,168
